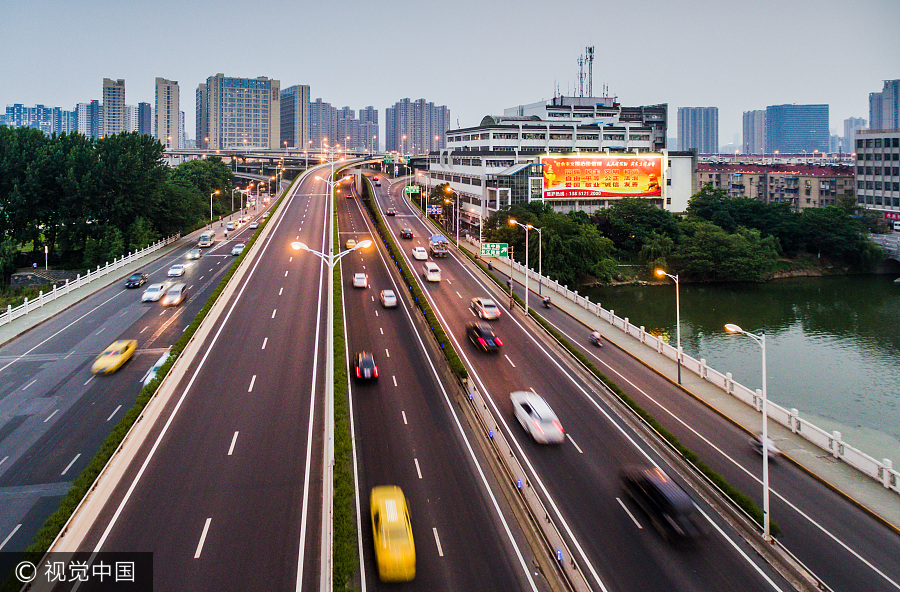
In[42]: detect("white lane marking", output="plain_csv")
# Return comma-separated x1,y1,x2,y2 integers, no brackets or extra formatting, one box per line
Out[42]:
374,310,379,317
261,337,268,350
402,411,407,425
414,458,422,479
194,518,212,559
188,285,194,290
456,291,462,299
64,351,74,359
106,405,122,422
279,287,283,296
21,379,37,390
285,270,289,277
566,434,584,453
385,348,390,358
504,354,516,367
432,528,444,557
289,256,293,263
159,310,166,316
616,497,642,529
182,325,188,332
228,431,239,456
271,309,277,319
139,326,148,334
248,375,256,392
44,409,59,423
199,275,204,280
446,278,452,285
379,328,383,335
0,456,7,467
0,524,22,551
392,376,397,387
61,453,81,476
296,235,300,240
95,327,105,336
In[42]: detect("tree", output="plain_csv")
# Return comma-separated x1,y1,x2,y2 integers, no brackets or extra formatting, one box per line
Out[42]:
592,197,680,254
672,219,777,281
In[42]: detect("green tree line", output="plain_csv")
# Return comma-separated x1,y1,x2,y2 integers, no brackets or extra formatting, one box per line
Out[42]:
0,126,234,278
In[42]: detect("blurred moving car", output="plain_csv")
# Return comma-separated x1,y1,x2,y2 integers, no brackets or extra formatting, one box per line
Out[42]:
354,351,379,380
141,283,167,302
346,239,357,249
161,282,186,306
226,221,236,231
467,322,502,352
142,348,172,387
471,297,501,320
411,247,427,260
621,465,702,541
125,273,148,288
386,207,397,216
167,264,185,277
510,391,565,444
400,228,413,239
91,340,138,375
380,290,398,308
187,248,202,260
352,273,368,288
370,485,414,582
231,243,245,256
750,433,782,459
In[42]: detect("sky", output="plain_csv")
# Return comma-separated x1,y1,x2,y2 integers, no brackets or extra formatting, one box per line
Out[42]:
2,0,898,149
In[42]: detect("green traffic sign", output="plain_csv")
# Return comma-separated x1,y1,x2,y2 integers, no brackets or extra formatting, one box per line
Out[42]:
404,186,420,194
383,155,393,163
480,243,509,258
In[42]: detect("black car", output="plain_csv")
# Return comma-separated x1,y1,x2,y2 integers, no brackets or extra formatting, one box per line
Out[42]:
400,228,413,239
467,322,503,352
125,273,148,288
354,351,379,380
621,466,702,541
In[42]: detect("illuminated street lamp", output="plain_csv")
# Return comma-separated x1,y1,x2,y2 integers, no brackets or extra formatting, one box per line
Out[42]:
508,219,535,313
444,186,460,246
724,323,772,542
655,269,682,384
209,190,220,223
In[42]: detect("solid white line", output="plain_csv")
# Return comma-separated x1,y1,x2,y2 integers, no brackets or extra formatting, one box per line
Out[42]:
261,337,268,350
44,409,59,423
402,411,407,425
616,497,642,529
95,327,105,335
566,434,584,453
194,518,212,558
0,524,21,551
64,351,74,359
21,379,37,390
0,455,7,467
432,527,444,557
392,376,397,387
271,309,277,319
414,458,422,479
61,453,81,476
228,431,239,456
248,375,256,392
504,354,516,367
106,405,122,422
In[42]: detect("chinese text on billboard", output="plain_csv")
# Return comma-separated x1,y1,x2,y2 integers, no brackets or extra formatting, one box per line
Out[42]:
542,155,663,198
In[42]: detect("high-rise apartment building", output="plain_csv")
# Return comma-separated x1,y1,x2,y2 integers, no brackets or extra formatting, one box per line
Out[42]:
76,100,102,138
155,77,180,149
3,104,77,135
385,98,450,154
844,117,866,154
280,84,310,150
359,106,379,152
879,80,899,131
677,107,718,154
196,83,208,148
124,104,138,133
200,74,280,150
102,78,125,137
870,92,884,130
742,110,766,154
765,104,829,154
138,102,152,136
309,98,337,149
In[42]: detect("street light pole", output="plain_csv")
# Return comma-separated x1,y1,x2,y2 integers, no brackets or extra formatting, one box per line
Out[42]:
655,269,681,384
509,219,531,313
209,190,220,224
445,187,460,246
725,323,771,542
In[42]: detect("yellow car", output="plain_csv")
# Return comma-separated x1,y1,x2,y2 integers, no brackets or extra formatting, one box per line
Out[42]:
345,239,357,249
91,340,138,375
370,486,415,582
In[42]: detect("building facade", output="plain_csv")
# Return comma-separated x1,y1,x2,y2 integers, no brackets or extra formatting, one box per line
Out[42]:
102,78,126,137
855,130,900,213
309,98,337,149
138,102,152,136
869,80,900,132
743,110,766,154
385,98,449,154
765,104,829,154
844,117,866,154
677,107,718,154
2,104,77,135
76,100,102,138
200,74,280,150
155,77,180,149
359,106,378,153
280,84,310,150
196,83,207,148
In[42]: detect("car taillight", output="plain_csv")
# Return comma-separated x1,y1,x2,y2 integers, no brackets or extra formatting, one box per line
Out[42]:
373,366,378,378
494,337,503,346
532,420,545,434
478,338,487,348
356,367,361,378
552,421,564,434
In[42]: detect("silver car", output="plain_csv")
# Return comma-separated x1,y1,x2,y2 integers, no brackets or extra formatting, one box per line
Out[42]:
510,391,565,444
471,297,501,320
380,289,398,307
231,243,245,256
352,273,368,288
141,283,167,302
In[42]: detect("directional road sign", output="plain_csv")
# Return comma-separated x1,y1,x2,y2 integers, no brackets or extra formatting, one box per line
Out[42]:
480,243,509,257
404,185,421,194
426,205,443,215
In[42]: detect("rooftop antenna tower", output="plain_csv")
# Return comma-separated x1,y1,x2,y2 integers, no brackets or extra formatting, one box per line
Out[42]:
586,46,595,96
577,54,585,97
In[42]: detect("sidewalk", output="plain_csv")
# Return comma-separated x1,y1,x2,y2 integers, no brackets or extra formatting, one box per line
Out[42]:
457,239,900,533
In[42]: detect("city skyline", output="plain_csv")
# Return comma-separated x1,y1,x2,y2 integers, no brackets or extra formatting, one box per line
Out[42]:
1,0,898,147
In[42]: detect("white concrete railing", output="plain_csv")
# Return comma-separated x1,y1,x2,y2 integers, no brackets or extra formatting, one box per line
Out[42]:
0,235,180,327
504,256,900,496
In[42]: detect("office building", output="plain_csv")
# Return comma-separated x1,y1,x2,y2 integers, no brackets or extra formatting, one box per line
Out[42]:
844,117,866,154
2,104,77,135
155,77,180,149
138,102,152,136
385,98,450,154
280,84,310,150
196,83,208,148
309,98,337,149
855,130,900,213
677,107,718,154
76,100,102,138
200,73,280,150
743,110,766,155
765,104,829,154
102,78,126,136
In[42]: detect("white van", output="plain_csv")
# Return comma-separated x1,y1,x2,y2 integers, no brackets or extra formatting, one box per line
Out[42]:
422,262,441,282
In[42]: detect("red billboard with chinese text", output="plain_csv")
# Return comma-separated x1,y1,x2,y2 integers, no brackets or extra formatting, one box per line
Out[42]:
542,154,664,198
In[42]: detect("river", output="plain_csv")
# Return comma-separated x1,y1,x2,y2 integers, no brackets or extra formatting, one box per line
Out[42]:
581,274,900,464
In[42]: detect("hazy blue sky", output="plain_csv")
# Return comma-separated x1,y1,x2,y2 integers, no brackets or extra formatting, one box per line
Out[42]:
2,0,898,148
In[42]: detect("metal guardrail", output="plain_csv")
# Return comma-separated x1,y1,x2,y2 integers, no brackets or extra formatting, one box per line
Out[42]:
0,235,180,326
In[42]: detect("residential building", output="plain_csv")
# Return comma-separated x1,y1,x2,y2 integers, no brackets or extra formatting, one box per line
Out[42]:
765,104,829,154
309,98,337,149
76,100,102,138
880,80,900,131
844,117,866,154
155,77,180,149
359,106,378,153
2,104,77,135
102,78,126,136
677,107,718,154
138,102,152,136
280,84,310,150
743,110,766,155
180,111,188,148
200,74,280,150
385,98,450,154
697,162,854,211
196,83,208,148
870,92,884,130
124,104,138,133
855,130,900,214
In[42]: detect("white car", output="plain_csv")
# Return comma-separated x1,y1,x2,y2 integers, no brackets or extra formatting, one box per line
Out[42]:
510,391,565,444
352,273,368,288
167,264,185,277
412,246,428,261
380,290,398,307
161,282,186,306
141,283,167,302
231,243,245,256
471,297,501,320
142,348,172,388
226,221,236,231
249,221,259,229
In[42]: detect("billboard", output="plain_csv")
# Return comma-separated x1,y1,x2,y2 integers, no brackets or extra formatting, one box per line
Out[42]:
542,154,664,198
